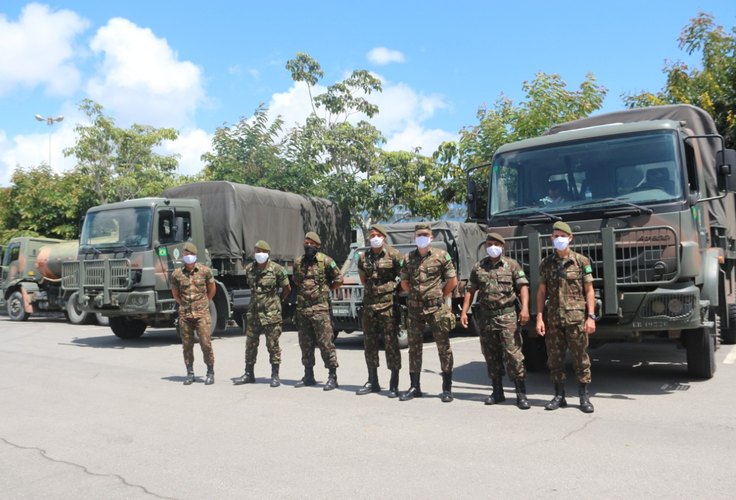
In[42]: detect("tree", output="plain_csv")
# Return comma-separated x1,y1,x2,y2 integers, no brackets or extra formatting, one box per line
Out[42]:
624,12,736,148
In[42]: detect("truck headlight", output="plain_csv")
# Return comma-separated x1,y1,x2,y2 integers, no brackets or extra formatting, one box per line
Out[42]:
668,298,683,315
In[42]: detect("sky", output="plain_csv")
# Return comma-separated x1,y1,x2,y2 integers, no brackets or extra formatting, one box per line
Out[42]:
0,1,734,187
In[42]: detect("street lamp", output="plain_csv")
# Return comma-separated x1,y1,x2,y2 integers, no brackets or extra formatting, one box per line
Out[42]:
35,114,64,168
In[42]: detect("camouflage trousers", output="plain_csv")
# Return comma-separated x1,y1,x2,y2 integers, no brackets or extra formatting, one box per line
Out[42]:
297,310,338,369
407,304,455,373
180,316,214,366
545,322,591,384
362,304,401,370
477,310,526,381
245,322,282,365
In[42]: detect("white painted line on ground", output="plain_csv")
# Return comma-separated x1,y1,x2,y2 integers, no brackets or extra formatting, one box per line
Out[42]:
724,345,736,364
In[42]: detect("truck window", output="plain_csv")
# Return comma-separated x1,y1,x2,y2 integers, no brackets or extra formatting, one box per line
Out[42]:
81,208,153,249
159,211,192,244
3,243,20,266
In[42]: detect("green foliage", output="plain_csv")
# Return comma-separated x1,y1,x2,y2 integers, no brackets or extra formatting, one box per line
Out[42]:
623,12,736,148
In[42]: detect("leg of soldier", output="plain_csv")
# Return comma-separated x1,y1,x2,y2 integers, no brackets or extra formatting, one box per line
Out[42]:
314,311,338,369
382,307,401,371
406,310,426,373
566,324,591,383
487,316,506,380
362,307,380,368
265,324,282,365
194,316,214,385
180,318,196,367
244,320,260,366
297,312,317,368
476,312,495,379
428,305,454,373
498,312,526,381
544,323,568,410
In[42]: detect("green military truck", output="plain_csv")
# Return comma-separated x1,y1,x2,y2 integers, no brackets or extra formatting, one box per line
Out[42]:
1,236,95,323
62,181,350,339
468,104,736,379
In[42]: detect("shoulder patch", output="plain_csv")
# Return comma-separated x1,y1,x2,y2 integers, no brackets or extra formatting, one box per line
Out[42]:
584,265,593,274
444,253,451,262
330,260,337,268
518,270,525,277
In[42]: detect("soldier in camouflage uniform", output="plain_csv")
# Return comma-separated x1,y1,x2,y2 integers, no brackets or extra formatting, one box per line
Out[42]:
536,221,597,413
234,240,291,388
170,242,217,385
293,231,343,391
356,224,404,397
461,232,531,409
399,223,458,403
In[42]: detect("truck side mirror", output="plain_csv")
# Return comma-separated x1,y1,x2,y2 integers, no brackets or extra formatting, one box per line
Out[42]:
718,148,736,192
467,179,478,220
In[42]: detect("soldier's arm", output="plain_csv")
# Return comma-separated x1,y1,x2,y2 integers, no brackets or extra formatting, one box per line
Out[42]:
460,287,476,328
207,280,216,301
518,285,530,325
535,282,547,336
281,283,292,301
170,275,181,305
584,281,596,335
327,257,343,290
442,276,458,298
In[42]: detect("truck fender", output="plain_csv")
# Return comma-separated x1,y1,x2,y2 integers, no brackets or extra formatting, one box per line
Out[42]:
701,248,723,307
213,280,230,331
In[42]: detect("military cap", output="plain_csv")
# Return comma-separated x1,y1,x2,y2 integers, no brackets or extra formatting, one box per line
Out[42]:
414,222,432,232
553,221,572,235
183,242,198,254
486,232,505,244
370,224,388,238
255,240,271,252
305,231,321,245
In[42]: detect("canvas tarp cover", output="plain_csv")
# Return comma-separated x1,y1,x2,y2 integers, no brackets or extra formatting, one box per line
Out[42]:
380,220,486,281
546,104,735,239
163,181,350,262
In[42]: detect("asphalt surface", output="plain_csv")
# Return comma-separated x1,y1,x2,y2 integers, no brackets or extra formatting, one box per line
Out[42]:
2,316,736,499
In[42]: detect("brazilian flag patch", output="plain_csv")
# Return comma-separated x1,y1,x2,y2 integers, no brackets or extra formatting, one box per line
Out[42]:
330,260,337,268
518,270,525,277
158,247,168,257
445,253,451,262
584,265,592,274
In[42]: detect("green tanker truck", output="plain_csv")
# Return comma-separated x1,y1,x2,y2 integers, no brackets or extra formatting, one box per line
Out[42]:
468,104,736,379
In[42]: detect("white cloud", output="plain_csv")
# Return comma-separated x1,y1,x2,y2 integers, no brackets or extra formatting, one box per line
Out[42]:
0,122,78,186
86,17,205,129
268,81,328,128
383,123,457,154
0,3,88,95
367,47,406,65
162,128,212,177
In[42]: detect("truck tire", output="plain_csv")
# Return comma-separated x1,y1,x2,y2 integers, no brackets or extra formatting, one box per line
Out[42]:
66,292,93,325
95,313,110,326
522,335,548,372
720,303,736,345
109,316,147,339
7,291,30,321
685,326,716,379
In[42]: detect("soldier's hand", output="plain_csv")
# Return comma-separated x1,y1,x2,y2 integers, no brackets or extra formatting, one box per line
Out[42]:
536,318,546,336
518,308,530,326
584,317,596,335
460,313,469,329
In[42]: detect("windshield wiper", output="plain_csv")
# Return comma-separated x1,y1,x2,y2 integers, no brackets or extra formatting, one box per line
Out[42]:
570,197,653,215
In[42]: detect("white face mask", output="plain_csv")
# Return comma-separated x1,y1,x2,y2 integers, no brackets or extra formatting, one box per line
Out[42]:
553,236,570,251
486,245,503,258
369,236,384,249
182,254,197,265
254,252,269,264
415,236,431,249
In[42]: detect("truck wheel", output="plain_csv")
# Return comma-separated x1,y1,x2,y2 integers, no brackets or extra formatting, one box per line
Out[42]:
95,313,110,326
685,326,716,379
109,316,147,339
522,335,548,372
7,291,30,321
66,292,93,325
720,303,736,345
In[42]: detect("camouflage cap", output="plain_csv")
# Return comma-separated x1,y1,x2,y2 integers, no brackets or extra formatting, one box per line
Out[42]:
255,240,271,252
414,222,432,233
305,231,321,245
553,221,572,235
370,224,388,238
486,232,505,244
183,242,198,254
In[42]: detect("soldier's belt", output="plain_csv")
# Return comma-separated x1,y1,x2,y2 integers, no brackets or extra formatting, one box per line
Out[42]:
479,306,516,318
407,297,444,308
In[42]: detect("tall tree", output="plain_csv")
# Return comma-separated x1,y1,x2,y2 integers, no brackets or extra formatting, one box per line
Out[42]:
624,12,736,148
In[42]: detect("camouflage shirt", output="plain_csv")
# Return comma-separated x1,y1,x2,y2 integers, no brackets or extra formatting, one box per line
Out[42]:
294,252,343,314
358,245,404,307
171,264,215,320
401,247,457,310
539,250,593,326
469,256,528,310
245,260,290,326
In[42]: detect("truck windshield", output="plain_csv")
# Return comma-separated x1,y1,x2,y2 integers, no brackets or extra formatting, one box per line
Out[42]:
80,207,153,250
489,130,683,217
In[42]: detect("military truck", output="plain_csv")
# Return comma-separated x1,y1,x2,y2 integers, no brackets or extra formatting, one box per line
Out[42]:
1,236,94,323
62,181,350,339
467,104,736,379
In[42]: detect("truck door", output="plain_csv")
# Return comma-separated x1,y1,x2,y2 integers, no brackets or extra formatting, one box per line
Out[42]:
1,241,21,288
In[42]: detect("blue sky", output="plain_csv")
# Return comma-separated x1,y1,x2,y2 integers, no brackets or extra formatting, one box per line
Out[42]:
1,1,734,186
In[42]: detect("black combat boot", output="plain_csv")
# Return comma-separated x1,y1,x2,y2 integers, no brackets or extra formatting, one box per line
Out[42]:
356,366,380,395
399,372,422,401
204,364,215,385
387,369,400,398
270,364,281,387
183,364,195,385
440,371,453,403
484,378,505,405
545,383,567,410
579,383,595,413
295,366,316,387
515,379,531,410
323,367,338,391
234,363,255,385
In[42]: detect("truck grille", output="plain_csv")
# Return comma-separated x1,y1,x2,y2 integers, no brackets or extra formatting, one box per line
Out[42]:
61,262,80,290
62,259,132,290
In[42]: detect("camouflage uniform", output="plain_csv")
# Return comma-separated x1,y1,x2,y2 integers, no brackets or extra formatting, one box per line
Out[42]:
358,245,404,370
294,252,343,368
401,248,457,372
171,263,215,366
539,250,594,384
244,260,290,365
470,255,529,380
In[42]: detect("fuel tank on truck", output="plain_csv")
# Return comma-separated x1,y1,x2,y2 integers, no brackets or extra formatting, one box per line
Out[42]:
35,241,79,281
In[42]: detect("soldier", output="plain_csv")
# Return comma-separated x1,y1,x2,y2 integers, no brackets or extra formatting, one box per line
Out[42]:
460,232,531,409
170,242,217,385
293,231,344,391
356,224,405,397
399,223,458,402
234,240,291,387
535,221,597,413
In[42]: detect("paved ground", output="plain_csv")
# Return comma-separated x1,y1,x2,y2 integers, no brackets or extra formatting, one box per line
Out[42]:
2,316,736,499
